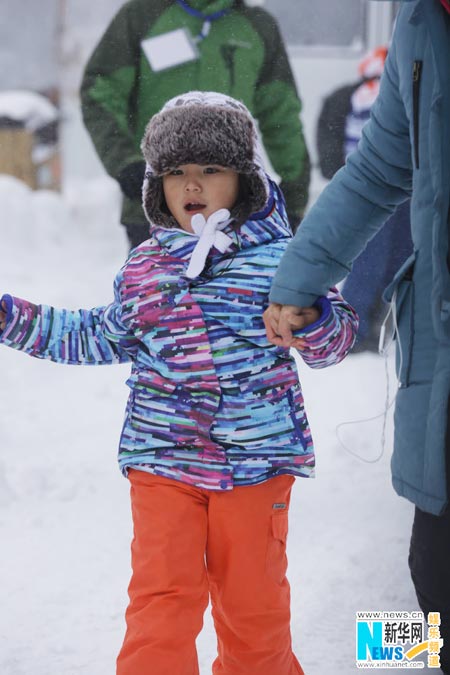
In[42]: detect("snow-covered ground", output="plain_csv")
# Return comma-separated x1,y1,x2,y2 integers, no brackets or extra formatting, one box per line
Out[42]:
0,176,429,674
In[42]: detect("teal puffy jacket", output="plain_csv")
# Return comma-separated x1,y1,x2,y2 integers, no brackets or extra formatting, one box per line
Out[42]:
270,0,450,515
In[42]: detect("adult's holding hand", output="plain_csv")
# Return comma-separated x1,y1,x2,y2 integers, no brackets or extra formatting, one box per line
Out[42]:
263,303,320,348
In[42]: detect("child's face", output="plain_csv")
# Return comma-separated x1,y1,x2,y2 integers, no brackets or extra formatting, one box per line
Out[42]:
162,164,239,232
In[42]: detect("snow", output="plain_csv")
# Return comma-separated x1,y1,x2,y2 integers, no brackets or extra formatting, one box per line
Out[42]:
0,176,429,674
0,90,58,130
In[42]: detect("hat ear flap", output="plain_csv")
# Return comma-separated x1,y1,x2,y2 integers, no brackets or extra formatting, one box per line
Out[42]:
231,173,269,224
143,175,178,228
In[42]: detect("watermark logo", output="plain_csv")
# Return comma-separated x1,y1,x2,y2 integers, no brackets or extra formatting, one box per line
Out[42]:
356,611,443,668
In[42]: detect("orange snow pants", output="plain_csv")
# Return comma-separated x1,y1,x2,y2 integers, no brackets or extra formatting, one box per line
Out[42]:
116,470,303,675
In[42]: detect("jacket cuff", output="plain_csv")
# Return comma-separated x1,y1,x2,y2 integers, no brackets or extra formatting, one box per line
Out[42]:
0,294,13,333
269,283,319,308
0,296,41,350
116,155,145,181
293,296,332,336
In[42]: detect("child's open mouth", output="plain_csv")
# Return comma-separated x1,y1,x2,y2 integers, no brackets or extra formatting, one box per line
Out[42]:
184,202,206,213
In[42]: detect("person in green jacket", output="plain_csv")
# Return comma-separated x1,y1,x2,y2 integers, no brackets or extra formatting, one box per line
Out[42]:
80,0,310,248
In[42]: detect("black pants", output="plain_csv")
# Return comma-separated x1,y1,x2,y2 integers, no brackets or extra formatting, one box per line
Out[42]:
409,505,450,674
124,222,149,250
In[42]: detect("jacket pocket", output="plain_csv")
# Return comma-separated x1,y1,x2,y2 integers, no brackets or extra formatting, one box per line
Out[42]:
287,386,309,450
265,511,289,584
129,385,199,445
384,253,416,387
412,60,423,169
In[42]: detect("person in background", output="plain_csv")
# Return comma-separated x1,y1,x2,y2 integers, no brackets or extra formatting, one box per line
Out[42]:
264,1,450,672
80,0,310,248
317,45,413,352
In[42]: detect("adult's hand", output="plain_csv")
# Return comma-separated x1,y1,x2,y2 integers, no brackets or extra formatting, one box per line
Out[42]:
263,303,320,348
117,161,146,200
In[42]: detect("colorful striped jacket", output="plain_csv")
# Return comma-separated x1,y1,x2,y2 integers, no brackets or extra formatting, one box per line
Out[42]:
0,187,357,489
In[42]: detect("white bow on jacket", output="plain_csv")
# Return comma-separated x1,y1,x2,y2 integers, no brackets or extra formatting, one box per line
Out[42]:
185,209,233,279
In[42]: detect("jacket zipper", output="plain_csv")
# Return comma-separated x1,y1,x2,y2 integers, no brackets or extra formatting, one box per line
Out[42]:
447,204,450,273
287,389,306,447
220,44,237,88
412,60,423,169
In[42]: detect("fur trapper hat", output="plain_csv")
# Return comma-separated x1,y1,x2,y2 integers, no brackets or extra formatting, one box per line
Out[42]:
141,91,270,228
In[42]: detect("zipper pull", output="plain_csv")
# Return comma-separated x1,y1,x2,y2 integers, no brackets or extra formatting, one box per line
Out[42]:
413,60,422,82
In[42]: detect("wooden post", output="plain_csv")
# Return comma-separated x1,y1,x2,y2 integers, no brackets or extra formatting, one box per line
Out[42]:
0,127,36,189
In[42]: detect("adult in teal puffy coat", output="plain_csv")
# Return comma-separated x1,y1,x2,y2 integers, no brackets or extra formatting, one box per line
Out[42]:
265,1,450,672
80,0,310,247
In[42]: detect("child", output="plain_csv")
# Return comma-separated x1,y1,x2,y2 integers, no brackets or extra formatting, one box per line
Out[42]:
0,91,357,675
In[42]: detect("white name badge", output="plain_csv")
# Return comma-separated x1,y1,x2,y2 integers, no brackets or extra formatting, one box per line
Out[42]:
141,28,199,72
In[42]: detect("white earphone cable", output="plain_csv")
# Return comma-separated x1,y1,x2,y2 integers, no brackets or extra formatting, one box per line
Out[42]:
335,289,402,463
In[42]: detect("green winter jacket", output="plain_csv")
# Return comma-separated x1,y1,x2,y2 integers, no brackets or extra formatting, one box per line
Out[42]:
80,0,310,227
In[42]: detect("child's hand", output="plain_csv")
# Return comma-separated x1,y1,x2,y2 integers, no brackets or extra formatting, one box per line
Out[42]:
263,303,320,347
289,336,308,351
0,301,7,331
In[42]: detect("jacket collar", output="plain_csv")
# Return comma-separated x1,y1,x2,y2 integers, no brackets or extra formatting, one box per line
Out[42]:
183,0,235,14
151,181,291,265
